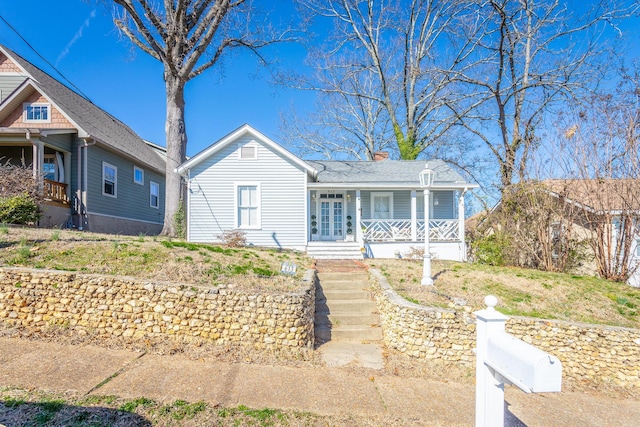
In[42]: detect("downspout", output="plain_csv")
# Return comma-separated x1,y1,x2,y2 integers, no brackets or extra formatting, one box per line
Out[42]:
78,138,96,230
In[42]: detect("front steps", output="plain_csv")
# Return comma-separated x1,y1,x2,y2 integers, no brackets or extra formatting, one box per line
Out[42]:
306,241,363,260
315,272,384,369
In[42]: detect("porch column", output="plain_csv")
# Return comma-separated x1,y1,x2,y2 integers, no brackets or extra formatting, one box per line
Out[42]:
356,190,362,245
459,189,467,261
410,189,417,241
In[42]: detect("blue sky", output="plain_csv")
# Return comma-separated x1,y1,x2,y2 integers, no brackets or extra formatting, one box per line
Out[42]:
1,1,638,162
0,0,313,157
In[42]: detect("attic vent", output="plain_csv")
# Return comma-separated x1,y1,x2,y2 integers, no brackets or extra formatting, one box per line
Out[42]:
239,144,257,160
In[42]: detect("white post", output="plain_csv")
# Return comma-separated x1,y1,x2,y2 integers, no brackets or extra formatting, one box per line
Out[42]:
475,296,508,427
410,189,417,241
459,189,467,261
421,188,433,285
356,190,362,245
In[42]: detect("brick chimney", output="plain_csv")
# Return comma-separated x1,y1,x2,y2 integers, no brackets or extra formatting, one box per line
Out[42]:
373,151,389,161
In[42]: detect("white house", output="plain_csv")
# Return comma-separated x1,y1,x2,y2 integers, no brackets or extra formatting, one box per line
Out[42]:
176,124,477,260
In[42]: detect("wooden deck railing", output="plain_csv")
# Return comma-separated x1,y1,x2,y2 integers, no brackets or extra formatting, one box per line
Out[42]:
43,179,70,205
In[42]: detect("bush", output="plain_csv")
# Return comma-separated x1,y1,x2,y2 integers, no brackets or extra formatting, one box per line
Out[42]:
0,193,41,224
470,233,510,266
218,229,247,247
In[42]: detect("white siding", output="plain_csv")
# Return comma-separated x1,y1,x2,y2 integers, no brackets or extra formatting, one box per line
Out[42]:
187,135,308,250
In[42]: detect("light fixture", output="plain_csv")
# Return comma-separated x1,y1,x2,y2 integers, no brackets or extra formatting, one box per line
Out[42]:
419,163,435,286
347,193,351,202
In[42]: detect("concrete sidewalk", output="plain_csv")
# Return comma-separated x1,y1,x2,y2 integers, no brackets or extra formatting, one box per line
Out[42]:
0,337,638,426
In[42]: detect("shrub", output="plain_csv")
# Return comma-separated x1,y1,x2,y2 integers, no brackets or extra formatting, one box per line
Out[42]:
218,229,247,247
470,233,510,266
0,193,41,224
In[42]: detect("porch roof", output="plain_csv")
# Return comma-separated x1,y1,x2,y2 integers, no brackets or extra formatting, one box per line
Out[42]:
306,159,475,189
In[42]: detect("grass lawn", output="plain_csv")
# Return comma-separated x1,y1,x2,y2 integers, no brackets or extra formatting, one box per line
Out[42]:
366,258,640,329
0,225,312,293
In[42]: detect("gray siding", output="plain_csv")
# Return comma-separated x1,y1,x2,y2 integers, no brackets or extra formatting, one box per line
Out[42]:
85,145,164,225
188,135,308,249
357,189,455,220
0,75,26,102
42,133,72,153
432,190,455,219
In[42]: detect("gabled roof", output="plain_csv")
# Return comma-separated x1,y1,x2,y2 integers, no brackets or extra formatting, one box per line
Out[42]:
176,123,317,176
0,45,165,173
543,179,640,213
307,158,474,189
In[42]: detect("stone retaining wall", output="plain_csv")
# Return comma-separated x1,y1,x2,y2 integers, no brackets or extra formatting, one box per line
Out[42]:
0,267,316,351
370,269,640,389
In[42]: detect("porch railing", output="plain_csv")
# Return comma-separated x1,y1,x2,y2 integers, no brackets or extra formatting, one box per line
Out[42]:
43,179,70,205
361,219,459,242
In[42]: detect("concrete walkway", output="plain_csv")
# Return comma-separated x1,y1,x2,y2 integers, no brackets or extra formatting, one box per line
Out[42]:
1,337,639,426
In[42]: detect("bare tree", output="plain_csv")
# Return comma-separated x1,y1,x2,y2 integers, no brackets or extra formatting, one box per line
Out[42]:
552,64,640,281
280,67,395,160
294,0,468,160
109,0,283,235
447,0,637,192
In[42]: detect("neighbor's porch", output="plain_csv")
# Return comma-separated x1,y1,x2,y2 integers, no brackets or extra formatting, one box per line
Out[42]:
308,188,468,261
0,140,71,206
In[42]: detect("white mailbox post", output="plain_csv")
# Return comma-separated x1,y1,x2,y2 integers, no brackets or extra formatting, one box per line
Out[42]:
475,296,562,427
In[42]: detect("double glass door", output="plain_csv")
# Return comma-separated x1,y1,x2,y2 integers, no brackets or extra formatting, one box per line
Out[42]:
319,195,344,240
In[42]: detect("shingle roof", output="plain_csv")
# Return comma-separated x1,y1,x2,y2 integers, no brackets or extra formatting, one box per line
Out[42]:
543,179,640,212
306,158,469,186
0,45,165,173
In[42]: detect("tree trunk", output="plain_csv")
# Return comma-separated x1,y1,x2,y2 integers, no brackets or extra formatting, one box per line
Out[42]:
160,73,187,236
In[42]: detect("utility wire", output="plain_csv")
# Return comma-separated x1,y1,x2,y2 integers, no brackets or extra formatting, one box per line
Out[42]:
0,14,92,101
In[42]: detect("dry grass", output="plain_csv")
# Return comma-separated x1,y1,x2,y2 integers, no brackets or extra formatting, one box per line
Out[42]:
366,258,640,329
0,225,312,293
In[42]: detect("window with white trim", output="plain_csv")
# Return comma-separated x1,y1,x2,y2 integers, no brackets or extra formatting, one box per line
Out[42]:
150,181,159,208
133,166,144,185
102,162,117,197
238,143,257,160
24,103,50,122
371,192,393,219
236,184,260,228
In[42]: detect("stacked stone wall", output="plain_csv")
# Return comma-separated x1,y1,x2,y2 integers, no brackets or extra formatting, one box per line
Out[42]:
0,267,316,351
370,269,640,389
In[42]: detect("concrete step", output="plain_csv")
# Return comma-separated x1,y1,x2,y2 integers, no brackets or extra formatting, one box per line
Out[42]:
317,300,377,315
317,272,368,281
315,325,383,342
318,281,370,291
318,289,371,300
314,313,380,326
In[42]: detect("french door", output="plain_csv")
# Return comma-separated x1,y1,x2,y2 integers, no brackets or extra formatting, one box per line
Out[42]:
319,196,344,240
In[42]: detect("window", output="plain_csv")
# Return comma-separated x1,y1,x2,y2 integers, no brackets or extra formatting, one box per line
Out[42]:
102,162,117,197
238,143,257,160
371,192,393,219
43,155,56,181
236,184,260,228
24,103,50,122
133,166,144,185
150,181,159,208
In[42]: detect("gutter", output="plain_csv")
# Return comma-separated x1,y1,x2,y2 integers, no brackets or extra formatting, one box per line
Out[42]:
77,138,96,230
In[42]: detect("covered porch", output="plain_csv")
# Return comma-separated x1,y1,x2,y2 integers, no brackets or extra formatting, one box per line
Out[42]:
307,187,469,261
0,131,72,206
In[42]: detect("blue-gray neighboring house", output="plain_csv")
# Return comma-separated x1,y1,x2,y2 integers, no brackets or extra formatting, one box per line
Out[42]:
177,124,477,260
0,44,165,235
